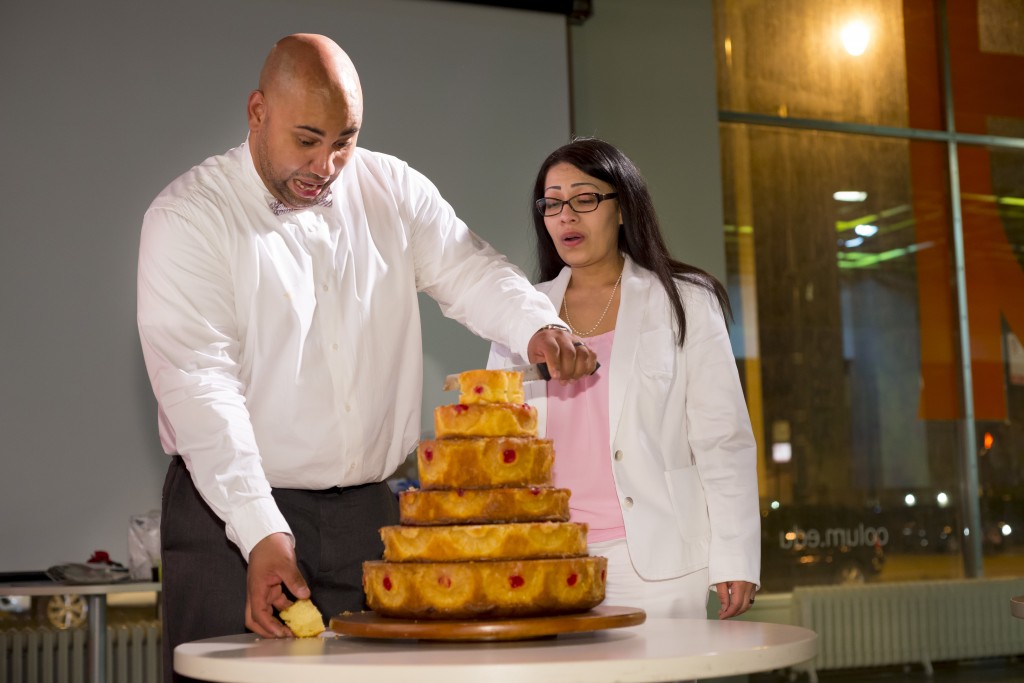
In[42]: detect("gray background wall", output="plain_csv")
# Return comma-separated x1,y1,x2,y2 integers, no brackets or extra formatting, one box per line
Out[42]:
0,0,722,573
571,0,726,280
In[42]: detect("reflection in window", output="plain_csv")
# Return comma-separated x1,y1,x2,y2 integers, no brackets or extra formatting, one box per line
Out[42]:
716,0,1024,592
719,121,1024,590
714,0,917,127
959,142,1024,561
951,0,1024,135
722,124,939,500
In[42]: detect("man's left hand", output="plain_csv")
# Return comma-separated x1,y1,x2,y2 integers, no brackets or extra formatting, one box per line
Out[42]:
527,326,597,382
245,532,310,638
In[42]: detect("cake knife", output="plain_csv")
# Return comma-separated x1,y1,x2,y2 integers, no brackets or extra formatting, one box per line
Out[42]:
443,361,599,391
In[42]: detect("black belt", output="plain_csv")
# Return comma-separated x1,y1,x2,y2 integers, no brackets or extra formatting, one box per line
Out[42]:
171,455,383,495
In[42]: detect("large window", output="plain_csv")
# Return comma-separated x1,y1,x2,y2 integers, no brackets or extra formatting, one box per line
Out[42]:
715,0,1024,591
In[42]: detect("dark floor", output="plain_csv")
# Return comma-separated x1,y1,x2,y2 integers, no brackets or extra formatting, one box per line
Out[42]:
748,657,1024,682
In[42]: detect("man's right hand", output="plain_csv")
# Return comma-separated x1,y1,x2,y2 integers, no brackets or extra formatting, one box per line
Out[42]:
527,325,597,382
245,532,310,638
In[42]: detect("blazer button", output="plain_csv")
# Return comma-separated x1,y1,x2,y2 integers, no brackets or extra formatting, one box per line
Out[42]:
623,497,634,508
614,450,623,461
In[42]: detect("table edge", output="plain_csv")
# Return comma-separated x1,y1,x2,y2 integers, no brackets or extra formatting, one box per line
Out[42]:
175,621,818,683
0,581,161,596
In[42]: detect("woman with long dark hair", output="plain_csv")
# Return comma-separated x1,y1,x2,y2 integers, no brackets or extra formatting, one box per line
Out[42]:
489,138,760,619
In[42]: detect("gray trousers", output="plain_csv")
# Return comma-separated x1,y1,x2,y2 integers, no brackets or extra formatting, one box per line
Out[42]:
160,456,399,683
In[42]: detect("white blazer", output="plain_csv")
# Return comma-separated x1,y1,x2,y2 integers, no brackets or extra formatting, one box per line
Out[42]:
488,256,761,586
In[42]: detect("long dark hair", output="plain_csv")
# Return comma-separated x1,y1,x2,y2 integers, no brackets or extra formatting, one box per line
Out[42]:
532,137,731,347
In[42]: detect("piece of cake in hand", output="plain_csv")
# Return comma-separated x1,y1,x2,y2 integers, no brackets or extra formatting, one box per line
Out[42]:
279,599,325,638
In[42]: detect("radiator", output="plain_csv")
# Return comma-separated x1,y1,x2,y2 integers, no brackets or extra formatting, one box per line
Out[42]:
793,577,1024,683
0,621,161,683
926,577,1024,661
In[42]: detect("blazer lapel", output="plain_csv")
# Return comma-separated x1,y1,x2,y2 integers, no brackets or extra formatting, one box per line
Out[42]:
608,257,649,442
544,268,572,312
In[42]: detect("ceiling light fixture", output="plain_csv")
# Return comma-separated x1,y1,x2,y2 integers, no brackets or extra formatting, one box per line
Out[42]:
841,20,870,56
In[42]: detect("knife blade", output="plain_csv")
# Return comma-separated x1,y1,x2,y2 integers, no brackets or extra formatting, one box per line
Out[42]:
443,361,599,391
443,363,550,392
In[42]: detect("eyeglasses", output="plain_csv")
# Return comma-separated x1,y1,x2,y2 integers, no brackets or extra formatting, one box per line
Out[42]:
535,192,619,217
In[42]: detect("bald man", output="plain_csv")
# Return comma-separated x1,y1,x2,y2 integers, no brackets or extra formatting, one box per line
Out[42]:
138,34,595,682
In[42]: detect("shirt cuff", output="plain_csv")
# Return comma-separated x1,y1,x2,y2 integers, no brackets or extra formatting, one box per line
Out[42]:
227,497,293,561
513,316,570,360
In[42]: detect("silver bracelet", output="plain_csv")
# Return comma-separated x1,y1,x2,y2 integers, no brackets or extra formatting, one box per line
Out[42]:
538,323,571,334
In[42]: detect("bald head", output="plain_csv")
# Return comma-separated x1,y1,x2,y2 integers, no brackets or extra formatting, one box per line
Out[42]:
247,34,364,209
259,33,362,108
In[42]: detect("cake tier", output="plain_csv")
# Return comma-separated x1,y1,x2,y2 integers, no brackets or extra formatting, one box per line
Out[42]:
434,403,537,438
363,556,607,619
417,437,553,489
399,487,570,525
380,521,587,562
456,369,525,405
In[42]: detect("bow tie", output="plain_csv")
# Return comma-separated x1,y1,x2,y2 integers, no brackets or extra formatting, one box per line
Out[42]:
269,189,334,215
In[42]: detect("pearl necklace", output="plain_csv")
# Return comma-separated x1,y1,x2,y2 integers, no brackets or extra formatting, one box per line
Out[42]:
561,273,622,337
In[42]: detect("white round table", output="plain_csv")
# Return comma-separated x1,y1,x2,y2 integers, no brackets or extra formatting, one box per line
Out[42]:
0,580,160,683
176,617,817,683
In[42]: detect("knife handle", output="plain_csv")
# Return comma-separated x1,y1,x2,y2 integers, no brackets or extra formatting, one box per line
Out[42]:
537,363,551,381
537,361,601,381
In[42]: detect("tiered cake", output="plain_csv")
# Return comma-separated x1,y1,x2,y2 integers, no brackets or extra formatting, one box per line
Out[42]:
362,369,608,619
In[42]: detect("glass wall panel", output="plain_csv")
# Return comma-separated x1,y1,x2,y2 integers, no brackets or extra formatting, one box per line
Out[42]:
719,123,982,591
958,142,1024,577
948,0,1024,136
714,0,936,129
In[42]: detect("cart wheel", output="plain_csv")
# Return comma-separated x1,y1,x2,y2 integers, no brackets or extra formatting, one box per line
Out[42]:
46,594,87,629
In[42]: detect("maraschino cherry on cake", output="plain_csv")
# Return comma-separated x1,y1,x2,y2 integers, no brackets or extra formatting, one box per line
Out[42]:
362,368,607,620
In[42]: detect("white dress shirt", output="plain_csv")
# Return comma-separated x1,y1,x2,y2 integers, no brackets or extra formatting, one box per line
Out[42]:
138,141,563,559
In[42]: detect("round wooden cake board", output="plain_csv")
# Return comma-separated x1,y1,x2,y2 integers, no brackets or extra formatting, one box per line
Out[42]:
329,605,646,641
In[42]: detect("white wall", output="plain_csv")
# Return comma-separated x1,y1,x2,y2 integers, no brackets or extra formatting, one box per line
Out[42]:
571,0,727,281
0,0,570,572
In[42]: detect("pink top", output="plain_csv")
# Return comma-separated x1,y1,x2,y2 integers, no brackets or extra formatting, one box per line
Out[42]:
546,330,625,542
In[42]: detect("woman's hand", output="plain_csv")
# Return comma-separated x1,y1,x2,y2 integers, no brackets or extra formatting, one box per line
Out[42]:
715,580,758,620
